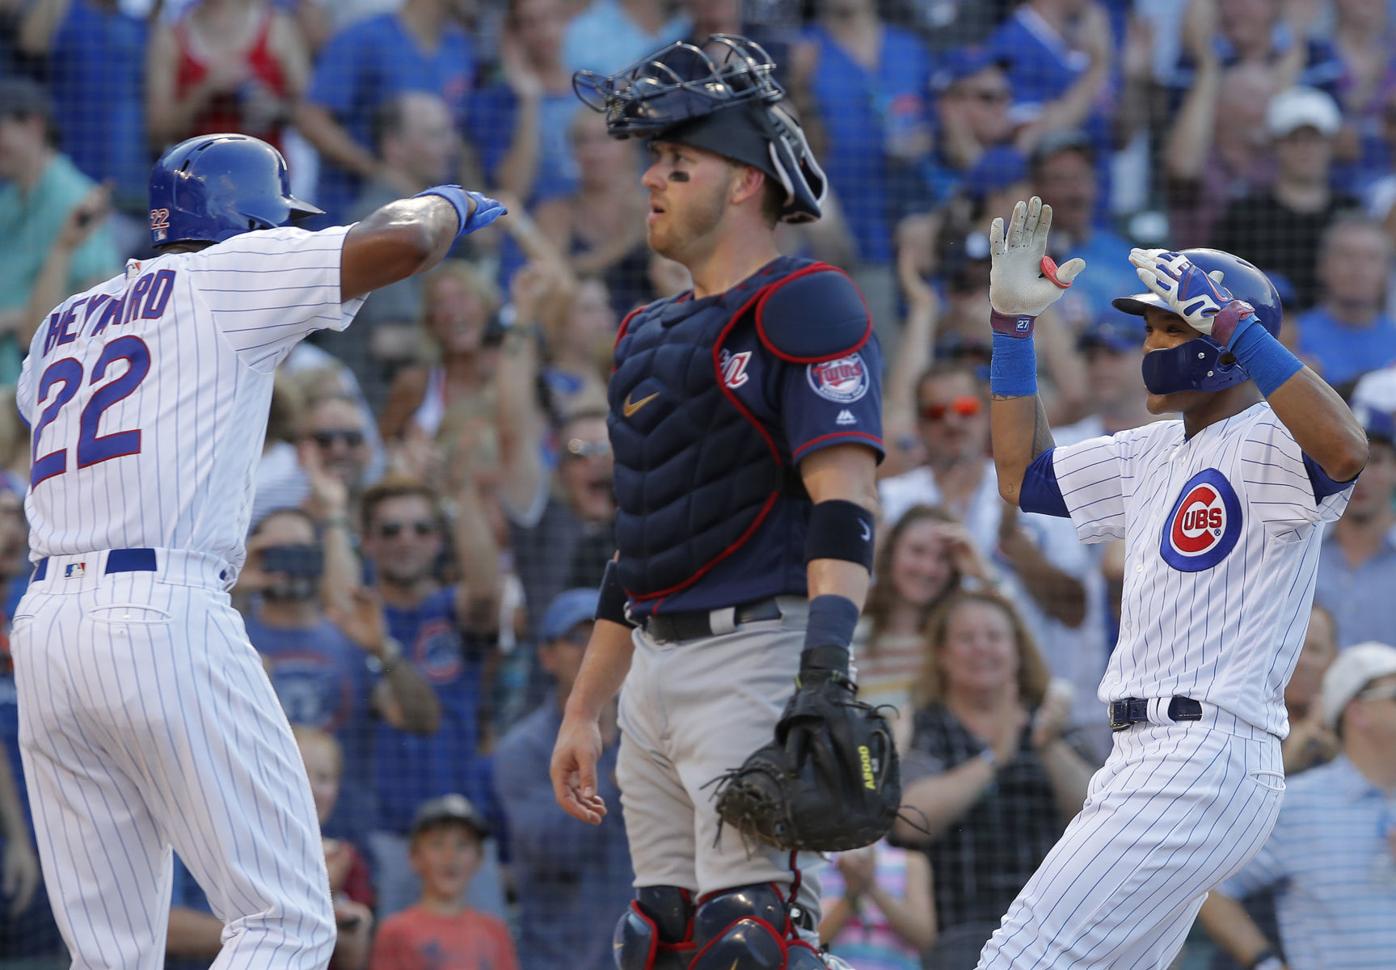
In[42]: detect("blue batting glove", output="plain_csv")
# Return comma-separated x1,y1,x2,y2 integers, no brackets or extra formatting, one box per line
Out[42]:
1128,248,1255,344
414,185,508,240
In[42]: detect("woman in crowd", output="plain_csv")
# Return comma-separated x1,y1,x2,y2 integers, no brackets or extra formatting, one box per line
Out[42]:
856,505,990,749
378,261,503,447
532,107,652,316
819,839,936,969
893,589,1094,969
146,0,308,150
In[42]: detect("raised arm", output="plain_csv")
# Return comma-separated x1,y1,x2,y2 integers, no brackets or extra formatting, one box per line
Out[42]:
985,198,1086,506
1128,249,1368,481
340,189,504,301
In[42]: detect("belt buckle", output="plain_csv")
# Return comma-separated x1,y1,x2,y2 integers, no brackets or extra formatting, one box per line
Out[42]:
1108,702,1130,732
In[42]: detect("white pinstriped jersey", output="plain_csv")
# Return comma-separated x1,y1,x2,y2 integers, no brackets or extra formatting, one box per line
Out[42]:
15,225,365,577
1050,402,1351,738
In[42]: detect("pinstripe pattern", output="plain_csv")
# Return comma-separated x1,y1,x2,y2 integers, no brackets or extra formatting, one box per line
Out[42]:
13,560,334,969
978,721,1284,969
972,402,1351,967
1219,755,1396,970
11,225,367,969
1050,403,1350,739
16,226,366,579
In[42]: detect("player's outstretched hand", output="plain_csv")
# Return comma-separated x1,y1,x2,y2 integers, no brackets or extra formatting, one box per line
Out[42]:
1127,248,1255,345
988,196,1085,318
551,711,608,825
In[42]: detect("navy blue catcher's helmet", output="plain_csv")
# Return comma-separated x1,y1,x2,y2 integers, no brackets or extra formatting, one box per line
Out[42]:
1112,248,1283,394
573,34,827,223
148,133,323,248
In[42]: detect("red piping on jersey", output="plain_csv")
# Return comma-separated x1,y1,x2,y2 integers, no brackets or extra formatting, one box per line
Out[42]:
611,304,645,374
625,278,788,604
753,263,873,364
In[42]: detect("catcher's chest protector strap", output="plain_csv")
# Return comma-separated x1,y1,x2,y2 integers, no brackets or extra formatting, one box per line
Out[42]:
689,884,828,970
615,886,696,970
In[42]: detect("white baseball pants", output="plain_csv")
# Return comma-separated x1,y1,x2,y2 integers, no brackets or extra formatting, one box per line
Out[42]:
12,549,334,970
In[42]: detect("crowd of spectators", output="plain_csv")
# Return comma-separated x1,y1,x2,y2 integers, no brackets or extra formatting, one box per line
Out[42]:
3,0,1396,967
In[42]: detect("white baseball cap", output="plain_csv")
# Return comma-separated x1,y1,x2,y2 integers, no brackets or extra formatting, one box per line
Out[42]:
1320,641,1396,728
1266,86,1342,138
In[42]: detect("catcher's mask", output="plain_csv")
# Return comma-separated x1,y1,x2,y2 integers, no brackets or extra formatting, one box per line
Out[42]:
573,34,827,224
1112,248,1283,395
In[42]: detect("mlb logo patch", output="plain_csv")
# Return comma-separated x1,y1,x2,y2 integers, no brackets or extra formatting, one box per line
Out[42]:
64,562,87,579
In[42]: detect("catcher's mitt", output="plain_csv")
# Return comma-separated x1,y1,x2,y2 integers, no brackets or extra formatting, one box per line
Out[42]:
711,677,900,853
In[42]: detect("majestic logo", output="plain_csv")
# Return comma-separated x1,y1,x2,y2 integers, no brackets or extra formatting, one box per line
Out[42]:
720,349,752,389
807,353,869,403
1159,468,1242,572
836,409,857,426
622,391,659,417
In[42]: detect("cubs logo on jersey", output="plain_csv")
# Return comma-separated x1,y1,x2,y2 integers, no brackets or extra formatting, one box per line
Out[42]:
807,353,869,403
1160,468,1243,572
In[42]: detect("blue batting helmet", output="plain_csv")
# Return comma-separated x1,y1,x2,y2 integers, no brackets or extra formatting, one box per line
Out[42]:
1112,248,1283,394
148,133,323,247
573,35,827,223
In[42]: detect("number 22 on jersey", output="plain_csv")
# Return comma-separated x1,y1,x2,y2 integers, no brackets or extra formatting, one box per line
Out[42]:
30,336,151,488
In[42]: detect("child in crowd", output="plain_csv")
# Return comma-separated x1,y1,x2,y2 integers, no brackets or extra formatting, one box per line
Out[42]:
370,794,518,970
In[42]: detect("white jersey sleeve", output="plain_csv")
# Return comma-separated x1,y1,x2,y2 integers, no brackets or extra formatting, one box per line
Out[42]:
184,225,367,372
1050,421,1182,544
1239,414,1352,525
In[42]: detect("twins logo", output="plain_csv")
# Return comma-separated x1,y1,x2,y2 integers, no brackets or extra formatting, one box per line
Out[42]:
1159,468,1242,572
721,349,752,389
807,353,869,403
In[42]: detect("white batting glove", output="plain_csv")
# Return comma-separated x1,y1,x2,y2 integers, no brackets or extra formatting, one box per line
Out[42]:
1127,248,1254,344
988,196,1086,319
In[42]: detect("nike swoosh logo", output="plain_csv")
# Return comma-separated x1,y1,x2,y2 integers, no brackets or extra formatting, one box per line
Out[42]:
623,392,660,417
859,520,871,542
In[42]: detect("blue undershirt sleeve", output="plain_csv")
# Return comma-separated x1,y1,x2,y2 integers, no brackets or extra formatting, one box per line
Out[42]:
1018,448,1070,517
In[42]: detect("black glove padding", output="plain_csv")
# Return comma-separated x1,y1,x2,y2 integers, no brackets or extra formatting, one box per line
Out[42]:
711,666,901,853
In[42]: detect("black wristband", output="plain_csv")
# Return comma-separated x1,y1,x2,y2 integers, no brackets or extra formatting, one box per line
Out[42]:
805,500,875,570
595,560,635,629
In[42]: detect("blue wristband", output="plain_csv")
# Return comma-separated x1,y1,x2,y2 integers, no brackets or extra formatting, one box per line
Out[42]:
804,594,860,654
413,186,506,241
1230,323,1302,397
991,332,1038,397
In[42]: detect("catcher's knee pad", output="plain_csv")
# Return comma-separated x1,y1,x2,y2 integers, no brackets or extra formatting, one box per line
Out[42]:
614,886,696,970
688,884,825,970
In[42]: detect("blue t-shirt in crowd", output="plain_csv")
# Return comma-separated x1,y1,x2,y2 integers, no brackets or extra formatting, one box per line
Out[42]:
45,1,150,211
374,588,496,835
244,611,378,842
307,13,475,220
985,8,1116,214
805,25,934,265
1297,307,1396,388
464,85,580,204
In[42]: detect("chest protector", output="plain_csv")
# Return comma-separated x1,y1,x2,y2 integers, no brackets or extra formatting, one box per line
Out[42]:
608,258,809,603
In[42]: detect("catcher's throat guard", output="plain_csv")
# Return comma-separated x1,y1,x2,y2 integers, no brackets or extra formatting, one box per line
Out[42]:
573,34,826,223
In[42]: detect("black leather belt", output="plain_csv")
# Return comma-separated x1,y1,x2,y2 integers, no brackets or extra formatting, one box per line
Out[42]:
641,598,783,643
1108,696,1203,731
